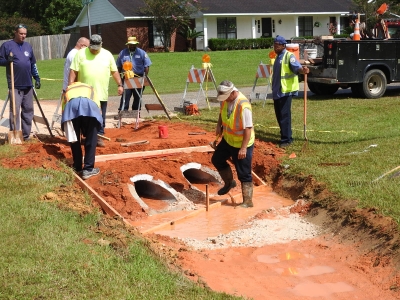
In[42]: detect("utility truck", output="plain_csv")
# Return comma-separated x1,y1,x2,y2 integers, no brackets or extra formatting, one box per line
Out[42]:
306,38,400,99
306,3,400,99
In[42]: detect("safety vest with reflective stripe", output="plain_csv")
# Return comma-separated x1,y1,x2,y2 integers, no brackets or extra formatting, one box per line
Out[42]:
62,82,99,112
220,92,255,148
280,51,299,93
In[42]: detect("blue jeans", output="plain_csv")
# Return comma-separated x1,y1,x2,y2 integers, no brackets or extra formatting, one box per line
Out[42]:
71,116,98,172
211,138,253,183
273,95,293,144
99,101,107,135
9,88,33,140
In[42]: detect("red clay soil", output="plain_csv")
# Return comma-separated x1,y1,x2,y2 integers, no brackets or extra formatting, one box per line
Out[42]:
2,120,400,300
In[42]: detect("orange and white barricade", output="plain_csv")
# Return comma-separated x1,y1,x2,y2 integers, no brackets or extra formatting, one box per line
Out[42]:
179,65,217,110
118,76,170,129
249,62,271,107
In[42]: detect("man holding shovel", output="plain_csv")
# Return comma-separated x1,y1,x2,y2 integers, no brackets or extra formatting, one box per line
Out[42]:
0,24,41,141
211,80,255,208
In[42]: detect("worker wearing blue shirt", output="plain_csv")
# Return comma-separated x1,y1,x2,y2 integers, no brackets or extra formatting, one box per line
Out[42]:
116,36,152,114
271,35,309,148
0,24,41,141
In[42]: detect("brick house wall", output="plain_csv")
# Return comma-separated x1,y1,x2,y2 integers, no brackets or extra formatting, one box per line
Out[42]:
79,20,188,54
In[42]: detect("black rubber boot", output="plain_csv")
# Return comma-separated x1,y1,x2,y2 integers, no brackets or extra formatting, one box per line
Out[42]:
217,167,237,195
239,182,254,208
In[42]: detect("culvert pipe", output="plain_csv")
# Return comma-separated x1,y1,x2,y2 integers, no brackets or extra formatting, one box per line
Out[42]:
129,174,196,215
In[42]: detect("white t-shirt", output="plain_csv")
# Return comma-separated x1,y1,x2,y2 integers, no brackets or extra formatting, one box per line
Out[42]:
227,98,253,128
63,48,78,91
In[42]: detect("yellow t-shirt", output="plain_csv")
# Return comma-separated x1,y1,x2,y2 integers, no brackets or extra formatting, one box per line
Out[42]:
70,48,118,101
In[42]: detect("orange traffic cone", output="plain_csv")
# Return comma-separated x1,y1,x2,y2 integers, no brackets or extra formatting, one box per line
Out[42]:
353,20,361,41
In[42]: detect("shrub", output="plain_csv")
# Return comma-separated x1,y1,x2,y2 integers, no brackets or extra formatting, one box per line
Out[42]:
208,37,273,51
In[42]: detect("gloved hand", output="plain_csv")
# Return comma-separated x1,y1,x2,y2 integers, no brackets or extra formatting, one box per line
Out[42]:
8,55,14,63
35,80,41,89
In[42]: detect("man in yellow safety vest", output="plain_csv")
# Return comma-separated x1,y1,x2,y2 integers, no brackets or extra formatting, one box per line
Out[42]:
211,80,255,208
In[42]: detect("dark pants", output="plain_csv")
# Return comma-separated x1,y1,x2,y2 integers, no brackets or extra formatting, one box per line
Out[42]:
211,138,253,183
70,116,98,172
9,88,33,140
99,101,107,135
273,95,293,144
118,87,145,111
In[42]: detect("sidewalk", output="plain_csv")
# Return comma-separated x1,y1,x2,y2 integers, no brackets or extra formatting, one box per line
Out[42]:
0,86,264,137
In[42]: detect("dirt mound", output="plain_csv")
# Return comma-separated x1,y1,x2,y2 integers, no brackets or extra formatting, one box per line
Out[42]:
2,120,400,299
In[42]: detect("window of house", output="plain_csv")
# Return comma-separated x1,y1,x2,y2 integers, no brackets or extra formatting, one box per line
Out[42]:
95,25,101,35
148,21,163,48
217,18,237,39
298,16,313,36
153,26,163,47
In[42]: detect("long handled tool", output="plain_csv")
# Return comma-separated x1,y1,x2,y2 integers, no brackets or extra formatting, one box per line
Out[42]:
8,52,23,144
145,75,171,120
32,88,54,137
301,73,308,152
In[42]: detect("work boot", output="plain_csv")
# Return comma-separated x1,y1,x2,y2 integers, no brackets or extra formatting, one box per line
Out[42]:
217,167,237,195
239,181,254,208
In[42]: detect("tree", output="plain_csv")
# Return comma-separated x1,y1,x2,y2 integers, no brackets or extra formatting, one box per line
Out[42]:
178,25,204,51
0,0,82,35
0,16,44,40
141,0,202,52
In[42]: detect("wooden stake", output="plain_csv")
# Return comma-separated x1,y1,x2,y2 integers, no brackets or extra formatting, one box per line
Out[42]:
206,184,209,211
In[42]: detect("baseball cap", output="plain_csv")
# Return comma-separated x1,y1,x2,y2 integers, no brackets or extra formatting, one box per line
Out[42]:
126,36,140,45
89,34,102,50
217,81,238,101
274,35,287,45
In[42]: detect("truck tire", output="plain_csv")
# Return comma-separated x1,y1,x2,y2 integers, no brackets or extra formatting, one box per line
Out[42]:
360,69,387,99
308,82,339,95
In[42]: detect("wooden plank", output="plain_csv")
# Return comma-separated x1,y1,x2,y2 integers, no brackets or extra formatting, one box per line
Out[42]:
95,145,214,162
145,104,164,111
252,171,266,186
141,200,224,234
73,173,130,225
121,140,149,147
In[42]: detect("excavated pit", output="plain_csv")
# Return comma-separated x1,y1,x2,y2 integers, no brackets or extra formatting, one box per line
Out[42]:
4,119,399,300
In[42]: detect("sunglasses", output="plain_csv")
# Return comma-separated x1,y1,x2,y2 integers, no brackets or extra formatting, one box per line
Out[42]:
15,24,27,30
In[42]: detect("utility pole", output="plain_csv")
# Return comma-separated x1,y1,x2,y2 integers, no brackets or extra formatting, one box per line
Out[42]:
82,0,94,37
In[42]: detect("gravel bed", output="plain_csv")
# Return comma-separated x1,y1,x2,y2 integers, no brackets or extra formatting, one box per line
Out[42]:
180,205,320,250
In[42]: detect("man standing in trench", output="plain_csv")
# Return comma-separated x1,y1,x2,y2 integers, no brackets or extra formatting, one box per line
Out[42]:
211,80,255,208
69,34,123,147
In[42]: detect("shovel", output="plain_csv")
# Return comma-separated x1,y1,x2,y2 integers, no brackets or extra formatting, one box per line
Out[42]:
301,73,308,152
8,52,23,144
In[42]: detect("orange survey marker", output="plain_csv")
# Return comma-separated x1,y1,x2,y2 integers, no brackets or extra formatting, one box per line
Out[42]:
249,61,271,107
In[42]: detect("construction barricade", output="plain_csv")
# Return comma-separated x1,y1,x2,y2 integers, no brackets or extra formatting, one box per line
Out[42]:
249,62,271,107
118,75,171,129
177,65,217,112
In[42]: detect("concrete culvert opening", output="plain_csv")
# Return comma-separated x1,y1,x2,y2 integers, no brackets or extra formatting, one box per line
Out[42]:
180,163,224,204
183,168,220,184
134,180,176,201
